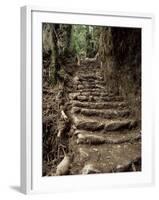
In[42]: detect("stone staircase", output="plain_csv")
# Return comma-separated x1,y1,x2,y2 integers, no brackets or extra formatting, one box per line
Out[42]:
68,61,141,175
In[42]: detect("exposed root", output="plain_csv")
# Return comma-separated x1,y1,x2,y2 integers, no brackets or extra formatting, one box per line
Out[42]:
56,155,71,175
76,132,141,145
61,110,68,121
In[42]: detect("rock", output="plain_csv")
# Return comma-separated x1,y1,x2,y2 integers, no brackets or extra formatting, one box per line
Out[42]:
77,85,84,89
81,164,101,174
73,76,79,83
75,120,104,131
80,108,130,118
105,120,137,131
77,133,105,144
79,148,89,159
69,92,80,100
76,95,88,101
71,101,127,109
71,107,81,114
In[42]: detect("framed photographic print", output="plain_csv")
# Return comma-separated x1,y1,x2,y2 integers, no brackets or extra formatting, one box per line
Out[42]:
21,6,154,194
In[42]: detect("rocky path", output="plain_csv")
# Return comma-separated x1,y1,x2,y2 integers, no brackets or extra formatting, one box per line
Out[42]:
67,61,141,175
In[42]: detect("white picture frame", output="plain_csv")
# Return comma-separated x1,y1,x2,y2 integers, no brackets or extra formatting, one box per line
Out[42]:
21,5,154,194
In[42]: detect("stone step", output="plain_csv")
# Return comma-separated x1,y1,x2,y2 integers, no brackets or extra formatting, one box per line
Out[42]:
75,88,108,93
77,70,101,75
74,81,97,86
78,80,105,85
74,77,103,83
79,91,114,97
71,107,130,119
78,64,101,68
77,71,102,77
74,81,105,88
70,141,141,174
74,129,140,136
70,101,128,110
76,131,141,145
75,95,123,102
78,76,103,81
73,115,137,131
69,92,115,100
80,60,101,65
76,84,105,90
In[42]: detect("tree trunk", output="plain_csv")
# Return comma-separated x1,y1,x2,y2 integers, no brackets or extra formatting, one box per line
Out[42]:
98,27,115,91
50,24,60,85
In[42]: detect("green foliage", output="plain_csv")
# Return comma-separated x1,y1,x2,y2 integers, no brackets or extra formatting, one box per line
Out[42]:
70,25,100,58
86,26,99,57
71,25,87,56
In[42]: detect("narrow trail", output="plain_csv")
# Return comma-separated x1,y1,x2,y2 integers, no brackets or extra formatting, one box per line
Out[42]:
67,60,141,175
